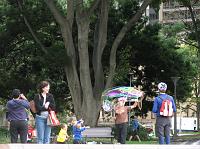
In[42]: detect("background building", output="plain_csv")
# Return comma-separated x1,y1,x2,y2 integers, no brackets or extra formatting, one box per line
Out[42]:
147,0,200,24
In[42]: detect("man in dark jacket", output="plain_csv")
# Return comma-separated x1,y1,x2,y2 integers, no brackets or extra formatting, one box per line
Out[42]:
6,89,30,143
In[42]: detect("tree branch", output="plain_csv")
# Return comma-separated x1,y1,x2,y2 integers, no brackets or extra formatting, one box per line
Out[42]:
86,0,101,16
16,0,48,54
93,0,109,98
66,0,74,28
106,0,153,88
179,39,199,49
44,0,66,27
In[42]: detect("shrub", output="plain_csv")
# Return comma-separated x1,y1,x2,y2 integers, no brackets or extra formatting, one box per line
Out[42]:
0,127,10,143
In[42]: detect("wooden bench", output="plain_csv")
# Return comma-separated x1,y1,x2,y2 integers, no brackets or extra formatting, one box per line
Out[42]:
82,127,114,143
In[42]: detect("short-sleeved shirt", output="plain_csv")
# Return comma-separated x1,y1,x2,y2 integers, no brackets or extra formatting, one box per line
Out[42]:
115,106,131,124
57,128,68,142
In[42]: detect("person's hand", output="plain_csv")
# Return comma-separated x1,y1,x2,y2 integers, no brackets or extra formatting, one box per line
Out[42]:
20,94,27,100
85,126,90,128
131,102,138,109
44,102,50,109
66,135,70,141
79,119,84,124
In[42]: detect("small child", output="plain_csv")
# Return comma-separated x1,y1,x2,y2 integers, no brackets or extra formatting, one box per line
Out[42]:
129,116,141,142
72,119,89,144
56,123,69,144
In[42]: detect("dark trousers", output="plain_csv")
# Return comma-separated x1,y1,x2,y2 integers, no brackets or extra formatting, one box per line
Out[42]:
116,122,128,144
10,120,28,143
155,116,171,144
73,139,85,144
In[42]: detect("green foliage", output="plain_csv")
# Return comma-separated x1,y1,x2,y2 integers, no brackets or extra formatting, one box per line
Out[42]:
0,0,70,111
124,22,198,101
0,0,198,117
0,127,10,143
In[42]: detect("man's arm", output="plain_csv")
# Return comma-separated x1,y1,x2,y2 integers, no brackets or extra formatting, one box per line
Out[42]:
171,98,176,112
130,102,138,109
152,98,158,113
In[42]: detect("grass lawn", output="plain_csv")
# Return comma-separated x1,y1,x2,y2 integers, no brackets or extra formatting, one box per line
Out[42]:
126,140,157,144
179,131,200,135
0,136,10,144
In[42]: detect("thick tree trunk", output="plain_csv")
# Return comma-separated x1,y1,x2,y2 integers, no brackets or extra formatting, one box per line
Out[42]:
44,0,152,126
93,0,109,99
81,98,102,126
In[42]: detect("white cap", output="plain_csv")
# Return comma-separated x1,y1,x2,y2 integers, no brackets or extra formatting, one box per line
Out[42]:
158,82,167,91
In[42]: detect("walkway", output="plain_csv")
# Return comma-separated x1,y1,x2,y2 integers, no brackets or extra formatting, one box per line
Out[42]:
0,144,199,149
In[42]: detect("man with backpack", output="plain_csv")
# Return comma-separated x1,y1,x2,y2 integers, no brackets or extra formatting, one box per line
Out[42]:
152,82,176,144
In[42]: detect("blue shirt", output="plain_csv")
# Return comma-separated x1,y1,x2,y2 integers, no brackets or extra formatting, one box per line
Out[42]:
6,99,30,121
132,119,139,130
152,93,176,117
73,126,86,140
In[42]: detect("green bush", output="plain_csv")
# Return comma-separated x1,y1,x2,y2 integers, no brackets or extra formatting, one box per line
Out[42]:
0,127,10,143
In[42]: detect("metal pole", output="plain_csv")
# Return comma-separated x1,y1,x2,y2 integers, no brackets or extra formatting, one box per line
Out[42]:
171,77,180,139
179,106,182,133
128,72,134,125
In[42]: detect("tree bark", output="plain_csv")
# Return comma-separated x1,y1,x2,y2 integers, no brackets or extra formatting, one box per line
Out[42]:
93,0,109,99
44,0,152,126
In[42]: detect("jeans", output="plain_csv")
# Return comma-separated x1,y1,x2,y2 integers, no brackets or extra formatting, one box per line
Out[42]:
115,122,128,144
35,115,51,144
10,120,28,143
155,116,171,144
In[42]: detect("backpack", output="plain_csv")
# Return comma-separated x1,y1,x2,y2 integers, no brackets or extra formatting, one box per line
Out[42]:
30,94,41,114
159,96,173,117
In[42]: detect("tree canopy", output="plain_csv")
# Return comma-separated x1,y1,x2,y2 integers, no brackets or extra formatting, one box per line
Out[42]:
0,0,198,126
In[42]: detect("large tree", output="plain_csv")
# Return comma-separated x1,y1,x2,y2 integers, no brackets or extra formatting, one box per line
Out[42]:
31,0,152,126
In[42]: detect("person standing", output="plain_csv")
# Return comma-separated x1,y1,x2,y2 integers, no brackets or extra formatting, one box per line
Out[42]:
114,97,137,144
34,80,56,144
152,82,176,144
6,89,30,143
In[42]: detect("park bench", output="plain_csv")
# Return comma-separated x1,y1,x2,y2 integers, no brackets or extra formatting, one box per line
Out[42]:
82,127,114,143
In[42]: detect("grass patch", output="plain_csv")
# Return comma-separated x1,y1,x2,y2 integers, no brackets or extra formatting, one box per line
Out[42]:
179,131,200,135
0,135,10,143
126,140,157,144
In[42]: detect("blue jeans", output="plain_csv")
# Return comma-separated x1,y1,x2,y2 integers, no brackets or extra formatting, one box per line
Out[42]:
35,115,51,144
